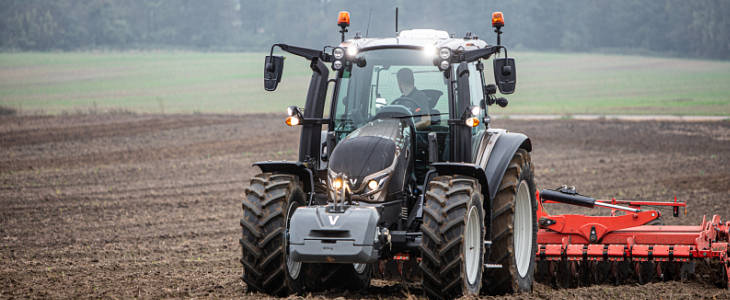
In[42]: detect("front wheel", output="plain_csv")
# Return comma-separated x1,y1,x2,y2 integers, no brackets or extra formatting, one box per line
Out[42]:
240,173,308,295
420,175,485,299
484,148,538,295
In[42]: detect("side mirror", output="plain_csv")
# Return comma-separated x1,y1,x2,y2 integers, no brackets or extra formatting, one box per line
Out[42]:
493,57,516,94
264,55,284,91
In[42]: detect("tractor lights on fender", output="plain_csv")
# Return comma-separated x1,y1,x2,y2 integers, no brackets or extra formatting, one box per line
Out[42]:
332,60,343,70
492,12,505,28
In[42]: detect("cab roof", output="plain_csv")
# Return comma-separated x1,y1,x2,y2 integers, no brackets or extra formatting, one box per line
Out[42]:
341,29,489,52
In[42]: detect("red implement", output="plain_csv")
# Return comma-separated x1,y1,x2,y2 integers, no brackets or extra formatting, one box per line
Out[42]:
535,189,730,288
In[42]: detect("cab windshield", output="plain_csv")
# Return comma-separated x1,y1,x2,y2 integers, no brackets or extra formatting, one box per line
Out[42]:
332,48,449,136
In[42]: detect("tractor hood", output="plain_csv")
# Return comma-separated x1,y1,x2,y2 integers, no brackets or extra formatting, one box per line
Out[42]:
328,119,411,201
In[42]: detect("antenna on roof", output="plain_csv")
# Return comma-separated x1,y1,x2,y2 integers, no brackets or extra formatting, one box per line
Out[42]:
395,7,399,33
365,8,372,37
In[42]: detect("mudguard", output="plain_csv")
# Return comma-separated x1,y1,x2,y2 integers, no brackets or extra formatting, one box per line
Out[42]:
430,162,489,199
288,206,381,263
253,161,314,201
483,132,531,201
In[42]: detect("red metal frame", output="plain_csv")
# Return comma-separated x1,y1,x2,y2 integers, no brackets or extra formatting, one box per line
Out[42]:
536,190,730,288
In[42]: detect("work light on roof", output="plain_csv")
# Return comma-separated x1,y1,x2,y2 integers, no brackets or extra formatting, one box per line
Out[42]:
439,60,450,71
438,47,451,60
423,45,436,58
333,47,345,59
346,46,358,57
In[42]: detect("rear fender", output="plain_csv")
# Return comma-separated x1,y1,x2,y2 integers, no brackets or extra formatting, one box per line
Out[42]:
253,161,314,203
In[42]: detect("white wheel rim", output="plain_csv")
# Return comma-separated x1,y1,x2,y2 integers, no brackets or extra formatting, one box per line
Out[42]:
286,202,302,279
464,205,481,285
353,263,367,274
514,180,532,278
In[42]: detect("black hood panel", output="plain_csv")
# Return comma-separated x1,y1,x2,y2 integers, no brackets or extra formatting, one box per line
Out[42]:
329,119,410,190
329,136,395,185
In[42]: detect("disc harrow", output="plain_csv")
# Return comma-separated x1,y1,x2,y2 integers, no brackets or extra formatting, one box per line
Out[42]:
535,186,730,289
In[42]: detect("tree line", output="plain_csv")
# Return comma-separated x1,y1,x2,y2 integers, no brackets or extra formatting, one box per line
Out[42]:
1,0,728,59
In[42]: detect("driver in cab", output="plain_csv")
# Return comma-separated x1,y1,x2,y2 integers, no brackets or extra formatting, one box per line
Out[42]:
396,68,431,130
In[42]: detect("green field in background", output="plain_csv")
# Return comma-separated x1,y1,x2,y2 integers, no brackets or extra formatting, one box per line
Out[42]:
0,51,729,115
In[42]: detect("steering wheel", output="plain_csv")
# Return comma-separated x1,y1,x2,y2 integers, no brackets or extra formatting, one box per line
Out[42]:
391,96,422,114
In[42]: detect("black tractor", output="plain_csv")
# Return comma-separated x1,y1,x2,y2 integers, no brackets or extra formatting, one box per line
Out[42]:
240,11,537,299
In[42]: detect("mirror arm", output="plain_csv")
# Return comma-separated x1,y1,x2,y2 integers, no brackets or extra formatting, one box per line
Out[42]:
271,43,333,62
461,46,504,62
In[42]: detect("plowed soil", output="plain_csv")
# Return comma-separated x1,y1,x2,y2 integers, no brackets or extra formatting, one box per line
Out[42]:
1,114,728,299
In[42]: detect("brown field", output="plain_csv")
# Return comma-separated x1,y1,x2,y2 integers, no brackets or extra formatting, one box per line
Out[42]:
1,113,729,299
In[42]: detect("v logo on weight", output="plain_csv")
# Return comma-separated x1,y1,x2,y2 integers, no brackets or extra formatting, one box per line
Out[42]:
328,215,339,225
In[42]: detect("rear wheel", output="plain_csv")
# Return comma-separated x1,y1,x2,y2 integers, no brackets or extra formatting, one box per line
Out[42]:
484,148,538,295
420,175,485,299
240,173,308,295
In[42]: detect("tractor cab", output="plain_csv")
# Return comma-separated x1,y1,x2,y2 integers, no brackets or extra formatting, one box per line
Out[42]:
330,30,492,183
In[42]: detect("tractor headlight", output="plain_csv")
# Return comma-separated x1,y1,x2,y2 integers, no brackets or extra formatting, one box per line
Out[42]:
438,47,451,60
367,179,379,191
333,47,345,59
364,174,389,193
332,178,343,190
333,60,343,70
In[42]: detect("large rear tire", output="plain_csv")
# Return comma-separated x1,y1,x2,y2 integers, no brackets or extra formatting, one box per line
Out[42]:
240,173,308,296
420,175,485,300
484,148,538,295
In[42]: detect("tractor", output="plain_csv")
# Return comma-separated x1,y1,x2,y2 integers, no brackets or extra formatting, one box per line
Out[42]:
240,11,537,299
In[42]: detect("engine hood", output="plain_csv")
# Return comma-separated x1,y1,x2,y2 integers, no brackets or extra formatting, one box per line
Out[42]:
328,119,410,193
